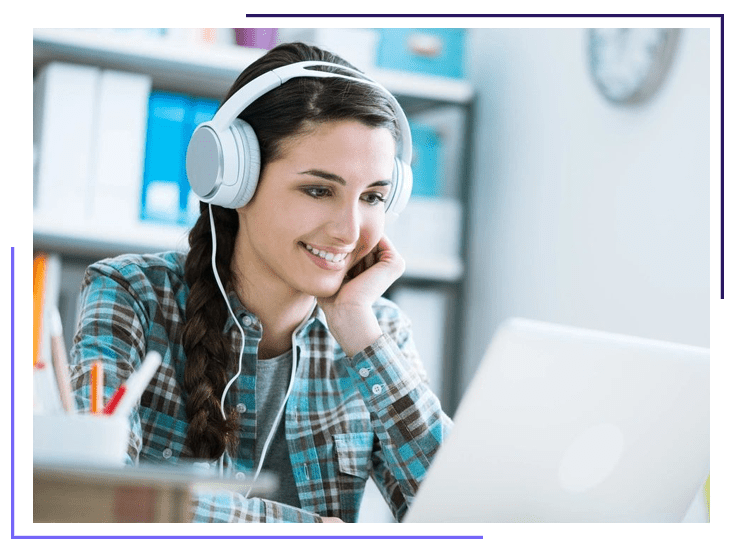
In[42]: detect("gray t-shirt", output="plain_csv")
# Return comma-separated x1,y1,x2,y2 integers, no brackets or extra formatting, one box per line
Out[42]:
254,349,300,508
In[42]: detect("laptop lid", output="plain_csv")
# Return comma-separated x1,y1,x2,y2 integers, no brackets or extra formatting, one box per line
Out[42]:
405,318,709,522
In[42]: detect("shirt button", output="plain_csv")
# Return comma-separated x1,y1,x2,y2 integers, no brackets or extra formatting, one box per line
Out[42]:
236,403,247,413
235,472,246,480
358,367,370,378
372,384,383,395
242,316,253,327
162,448,173,459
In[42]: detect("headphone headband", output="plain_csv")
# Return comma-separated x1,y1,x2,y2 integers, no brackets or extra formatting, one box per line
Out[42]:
211,61,411,163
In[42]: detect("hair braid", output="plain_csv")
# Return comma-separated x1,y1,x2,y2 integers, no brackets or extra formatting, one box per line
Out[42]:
182,204,240,459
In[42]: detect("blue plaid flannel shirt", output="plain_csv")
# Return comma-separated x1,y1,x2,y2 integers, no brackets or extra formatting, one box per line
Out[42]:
69,251,452,522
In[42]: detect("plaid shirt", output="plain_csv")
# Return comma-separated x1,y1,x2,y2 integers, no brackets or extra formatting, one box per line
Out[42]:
69,251,452,523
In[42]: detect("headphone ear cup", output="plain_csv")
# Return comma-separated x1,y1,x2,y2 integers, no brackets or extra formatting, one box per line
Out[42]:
386,157,413,219
225,119,261,209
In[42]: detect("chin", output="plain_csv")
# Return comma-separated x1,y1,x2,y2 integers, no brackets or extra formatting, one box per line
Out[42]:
300,277,345,299
308,285,341,299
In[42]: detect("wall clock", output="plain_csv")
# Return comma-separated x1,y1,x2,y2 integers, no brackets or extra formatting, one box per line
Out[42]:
588,28,680,104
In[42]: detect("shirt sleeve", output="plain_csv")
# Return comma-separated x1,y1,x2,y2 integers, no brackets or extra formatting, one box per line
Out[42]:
347,306,454,522
68,260,324,523
190,493,322,522
69,261,149,463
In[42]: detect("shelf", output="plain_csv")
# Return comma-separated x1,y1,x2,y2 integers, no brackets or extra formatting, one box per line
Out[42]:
32,28,474,103
33,216,191,258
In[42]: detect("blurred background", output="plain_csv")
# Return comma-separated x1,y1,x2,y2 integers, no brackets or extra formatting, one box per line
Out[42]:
32,27,710,522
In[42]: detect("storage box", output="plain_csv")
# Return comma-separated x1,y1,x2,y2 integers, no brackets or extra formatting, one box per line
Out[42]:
235,28,278,50
376,28,466,78
409,120,443,197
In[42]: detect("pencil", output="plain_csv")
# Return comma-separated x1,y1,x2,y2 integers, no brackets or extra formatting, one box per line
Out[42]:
33,254,47,368
102,384,127,415
91,361,103,414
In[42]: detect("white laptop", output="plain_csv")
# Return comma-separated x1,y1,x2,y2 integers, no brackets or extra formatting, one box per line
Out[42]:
405,318,709,523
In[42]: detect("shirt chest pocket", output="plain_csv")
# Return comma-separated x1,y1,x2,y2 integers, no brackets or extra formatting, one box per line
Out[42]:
333,432,374,479
137,406,189,463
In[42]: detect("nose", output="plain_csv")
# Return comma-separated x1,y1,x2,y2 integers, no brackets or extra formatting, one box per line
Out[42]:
325,200,360,245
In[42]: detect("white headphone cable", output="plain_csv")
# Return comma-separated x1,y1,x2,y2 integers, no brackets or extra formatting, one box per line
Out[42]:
207,203,297,493
208,203,246,422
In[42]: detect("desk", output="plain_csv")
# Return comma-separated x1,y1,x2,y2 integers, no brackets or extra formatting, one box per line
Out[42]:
34,462,276,523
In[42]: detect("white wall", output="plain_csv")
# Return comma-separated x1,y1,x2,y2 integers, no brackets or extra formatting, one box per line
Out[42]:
460,28,710,397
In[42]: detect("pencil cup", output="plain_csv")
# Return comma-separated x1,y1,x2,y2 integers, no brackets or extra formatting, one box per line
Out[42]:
34,414,130,467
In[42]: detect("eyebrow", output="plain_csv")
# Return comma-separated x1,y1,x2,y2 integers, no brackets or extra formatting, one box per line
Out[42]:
299,169,391,187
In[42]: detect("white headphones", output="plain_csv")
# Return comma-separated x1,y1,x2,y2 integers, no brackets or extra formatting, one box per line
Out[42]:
185,60,413,218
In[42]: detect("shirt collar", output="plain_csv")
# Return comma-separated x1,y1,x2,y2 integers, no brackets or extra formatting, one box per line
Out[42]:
222,289,261,335
221,290,328,337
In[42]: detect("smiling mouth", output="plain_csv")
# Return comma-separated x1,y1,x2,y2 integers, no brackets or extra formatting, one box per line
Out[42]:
302,243,349,264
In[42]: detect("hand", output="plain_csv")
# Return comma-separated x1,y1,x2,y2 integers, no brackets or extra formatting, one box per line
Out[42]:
320,516,345,523
332,234,406,309
317,235,405,357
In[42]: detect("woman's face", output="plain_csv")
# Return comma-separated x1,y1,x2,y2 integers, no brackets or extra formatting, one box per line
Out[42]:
235,120,397,299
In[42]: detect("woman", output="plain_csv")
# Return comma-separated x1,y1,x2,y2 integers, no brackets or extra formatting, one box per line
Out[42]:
70,42,452,523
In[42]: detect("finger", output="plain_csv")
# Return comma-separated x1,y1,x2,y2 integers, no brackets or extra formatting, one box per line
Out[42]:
376,234,396,252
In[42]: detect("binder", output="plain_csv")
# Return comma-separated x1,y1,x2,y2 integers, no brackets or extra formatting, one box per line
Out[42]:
34,62,100,223
141,92,189,224
141,93,219,225
90,69,152,226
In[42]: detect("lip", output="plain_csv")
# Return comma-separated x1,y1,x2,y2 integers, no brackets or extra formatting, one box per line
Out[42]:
299,242,351,271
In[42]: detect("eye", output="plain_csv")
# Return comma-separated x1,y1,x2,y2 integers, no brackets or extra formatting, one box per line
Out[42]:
361,192,386,206
302,187,333,199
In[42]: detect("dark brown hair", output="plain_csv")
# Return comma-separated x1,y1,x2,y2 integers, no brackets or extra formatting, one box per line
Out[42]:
181,42,400,460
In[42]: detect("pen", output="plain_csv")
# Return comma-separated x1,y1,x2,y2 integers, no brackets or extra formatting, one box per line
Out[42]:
111,351,162,418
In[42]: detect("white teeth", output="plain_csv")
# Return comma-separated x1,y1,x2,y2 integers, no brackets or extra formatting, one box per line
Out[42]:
304,244,347,263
